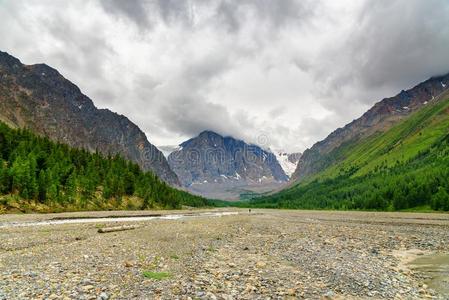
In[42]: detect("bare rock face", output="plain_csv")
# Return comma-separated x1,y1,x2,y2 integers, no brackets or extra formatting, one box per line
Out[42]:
292,73,449,181
168,131,288,199
0,51,180,186
287,152,302,165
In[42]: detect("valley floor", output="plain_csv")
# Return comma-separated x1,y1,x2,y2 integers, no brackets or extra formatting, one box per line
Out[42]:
1,209,449,299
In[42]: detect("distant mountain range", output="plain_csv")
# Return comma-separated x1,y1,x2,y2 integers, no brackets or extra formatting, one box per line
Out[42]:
0,51,179,185
0,51,300,197
167,131,289,199
4,49,446,209
161,143,301,178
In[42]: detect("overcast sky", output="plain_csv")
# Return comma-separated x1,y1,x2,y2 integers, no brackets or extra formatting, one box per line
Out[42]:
1,0,449,152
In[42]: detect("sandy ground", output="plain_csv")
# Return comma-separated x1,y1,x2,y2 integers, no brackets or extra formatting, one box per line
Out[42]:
1,209,448,299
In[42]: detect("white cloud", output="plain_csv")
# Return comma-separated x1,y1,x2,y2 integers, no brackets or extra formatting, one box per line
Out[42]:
1,0,448,152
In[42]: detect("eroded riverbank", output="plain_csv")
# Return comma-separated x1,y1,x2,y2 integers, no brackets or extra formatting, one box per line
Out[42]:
1,210,448,299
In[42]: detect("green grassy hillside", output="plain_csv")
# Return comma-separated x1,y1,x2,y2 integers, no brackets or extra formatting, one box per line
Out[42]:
0,122,207,213
245,96,449,211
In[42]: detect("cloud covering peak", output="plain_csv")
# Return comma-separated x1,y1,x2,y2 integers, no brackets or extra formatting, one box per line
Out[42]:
1,0,448,152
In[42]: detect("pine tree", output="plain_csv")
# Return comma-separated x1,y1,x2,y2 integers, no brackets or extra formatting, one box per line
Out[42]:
431,187,449,211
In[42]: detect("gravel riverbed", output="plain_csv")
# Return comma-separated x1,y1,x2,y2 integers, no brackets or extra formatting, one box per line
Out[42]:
0,209,448,299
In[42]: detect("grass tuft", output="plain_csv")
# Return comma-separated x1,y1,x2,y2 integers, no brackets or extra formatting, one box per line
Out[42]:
142,271,172,280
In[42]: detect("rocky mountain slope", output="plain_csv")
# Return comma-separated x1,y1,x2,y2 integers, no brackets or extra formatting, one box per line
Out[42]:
292,73,449,182
0,51,179,185
250,87,449,210
168,131,288,199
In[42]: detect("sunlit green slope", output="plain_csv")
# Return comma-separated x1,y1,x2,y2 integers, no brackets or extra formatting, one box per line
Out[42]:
247,95,449,211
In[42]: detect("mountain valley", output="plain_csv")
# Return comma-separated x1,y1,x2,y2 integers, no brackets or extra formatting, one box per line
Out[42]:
2,2,449,300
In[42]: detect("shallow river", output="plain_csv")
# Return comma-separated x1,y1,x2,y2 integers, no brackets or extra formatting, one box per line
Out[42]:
409,253,449,296
0,211,239,228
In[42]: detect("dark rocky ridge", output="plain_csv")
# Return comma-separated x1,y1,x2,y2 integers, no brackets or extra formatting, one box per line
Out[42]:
292,73,449,181
0,51,180,185
168,131,288,198
287,152,302,165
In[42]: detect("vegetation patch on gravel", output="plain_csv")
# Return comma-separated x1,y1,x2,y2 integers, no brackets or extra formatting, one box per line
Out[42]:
142,271,172,280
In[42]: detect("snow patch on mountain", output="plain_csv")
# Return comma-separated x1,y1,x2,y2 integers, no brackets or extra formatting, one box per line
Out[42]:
273,150,301,177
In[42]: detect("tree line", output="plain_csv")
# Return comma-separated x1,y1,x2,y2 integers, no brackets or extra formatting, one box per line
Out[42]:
0,122,207,212
243,133,449,211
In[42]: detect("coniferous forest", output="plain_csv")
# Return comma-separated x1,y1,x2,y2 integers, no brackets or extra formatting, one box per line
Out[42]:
242,135,449,211
0,122,207,212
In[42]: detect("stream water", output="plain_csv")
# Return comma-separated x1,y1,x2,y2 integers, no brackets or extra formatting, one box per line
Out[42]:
0,211,239,228
409,253,449,296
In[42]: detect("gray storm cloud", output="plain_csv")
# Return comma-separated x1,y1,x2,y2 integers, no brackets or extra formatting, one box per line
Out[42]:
100,0,318,31
0,0,448,152
315,0,449,107
100,0,152,28
354,0,449,89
